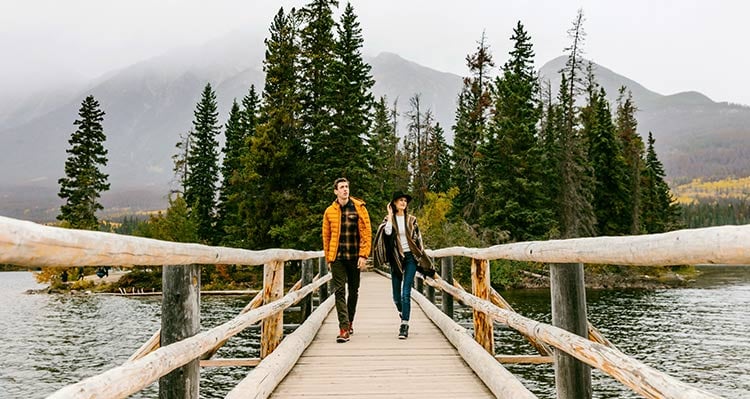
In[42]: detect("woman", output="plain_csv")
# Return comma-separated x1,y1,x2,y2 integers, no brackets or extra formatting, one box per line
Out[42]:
374,191,435,339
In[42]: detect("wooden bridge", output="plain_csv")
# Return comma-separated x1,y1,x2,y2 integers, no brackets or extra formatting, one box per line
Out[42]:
2,215,748,398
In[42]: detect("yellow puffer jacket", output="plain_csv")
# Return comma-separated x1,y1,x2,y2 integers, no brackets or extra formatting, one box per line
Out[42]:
322,197,372,263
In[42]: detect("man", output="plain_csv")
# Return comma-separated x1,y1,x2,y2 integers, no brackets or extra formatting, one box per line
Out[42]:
322,178,372,343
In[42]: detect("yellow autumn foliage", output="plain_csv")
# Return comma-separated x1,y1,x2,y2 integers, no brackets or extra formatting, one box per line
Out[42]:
672,176,750,204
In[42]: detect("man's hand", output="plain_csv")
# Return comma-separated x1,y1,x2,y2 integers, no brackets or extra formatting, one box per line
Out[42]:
357,257,367,270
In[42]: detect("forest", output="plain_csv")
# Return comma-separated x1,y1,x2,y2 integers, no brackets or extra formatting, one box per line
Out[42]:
42,2,715,289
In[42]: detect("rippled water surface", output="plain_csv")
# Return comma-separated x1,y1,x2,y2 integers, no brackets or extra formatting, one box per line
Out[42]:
1,267,749,398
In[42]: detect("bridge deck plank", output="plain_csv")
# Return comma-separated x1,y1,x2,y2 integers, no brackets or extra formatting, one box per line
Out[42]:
270,272,493,398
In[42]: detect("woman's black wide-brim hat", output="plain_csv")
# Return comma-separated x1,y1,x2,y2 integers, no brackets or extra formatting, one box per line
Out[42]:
391,191,413,203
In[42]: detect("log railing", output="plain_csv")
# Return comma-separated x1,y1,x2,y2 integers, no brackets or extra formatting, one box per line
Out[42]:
0,216,328,399
2,216,747,399
418,224,750,399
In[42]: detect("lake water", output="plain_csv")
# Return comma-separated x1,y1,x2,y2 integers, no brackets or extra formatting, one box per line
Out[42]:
1,267,748,398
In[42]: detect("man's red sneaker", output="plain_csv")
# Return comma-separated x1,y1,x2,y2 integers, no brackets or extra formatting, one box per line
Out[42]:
336,328,350,343
348,322,354,335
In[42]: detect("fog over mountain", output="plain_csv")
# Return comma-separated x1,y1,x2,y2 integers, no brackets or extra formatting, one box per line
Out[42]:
2,33,749,221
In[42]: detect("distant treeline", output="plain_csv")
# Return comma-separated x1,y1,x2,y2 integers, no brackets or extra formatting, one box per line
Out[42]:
680,198,750,228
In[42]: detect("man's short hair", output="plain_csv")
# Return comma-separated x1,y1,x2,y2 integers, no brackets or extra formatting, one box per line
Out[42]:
334,177,349,190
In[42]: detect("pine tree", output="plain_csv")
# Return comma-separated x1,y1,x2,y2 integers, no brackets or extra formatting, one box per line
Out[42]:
556,10,596,238
615,86,645,234
237,7,307,249
185,83,221,242
583,85,631,235
299,0,340,210
426,123,452,193
451,33,494,224
479,21,553,241
556,72,596,238
641,132,681,233
367,96,409,209
327,2,374,200
57,95,110,230
216,100,244,243
223,87,260,247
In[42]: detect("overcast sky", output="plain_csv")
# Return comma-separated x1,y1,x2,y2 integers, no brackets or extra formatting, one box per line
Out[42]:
2,0,749,105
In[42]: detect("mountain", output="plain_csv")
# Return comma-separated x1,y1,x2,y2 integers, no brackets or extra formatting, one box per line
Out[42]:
2,42,749,222
539,56,750,184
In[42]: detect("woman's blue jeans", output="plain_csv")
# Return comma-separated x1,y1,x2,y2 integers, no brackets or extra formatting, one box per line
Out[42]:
391,252,417,321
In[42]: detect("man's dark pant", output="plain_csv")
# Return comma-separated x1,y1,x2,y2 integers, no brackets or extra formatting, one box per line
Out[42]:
331,258,361,330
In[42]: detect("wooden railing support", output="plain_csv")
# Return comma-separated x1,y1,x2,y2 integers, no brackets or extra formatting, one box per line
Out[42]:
318,257,329,300
261,260,284,358
159,264,200,399
471,258,493,354
300,259,314,321
441,257,454,318
550,262,591,399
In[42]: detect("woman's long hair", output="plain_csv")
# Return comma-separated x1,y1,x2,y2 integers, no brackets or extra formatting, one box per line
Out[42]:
389,200,409,227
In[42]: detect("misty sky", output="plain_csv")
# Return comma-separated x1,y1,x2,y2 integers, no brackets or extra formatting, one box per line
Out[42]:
2,0,749,105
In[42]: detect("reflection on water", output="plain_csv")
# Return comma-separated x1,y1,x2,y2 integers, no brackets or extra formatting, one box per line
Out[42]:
1,267,749,398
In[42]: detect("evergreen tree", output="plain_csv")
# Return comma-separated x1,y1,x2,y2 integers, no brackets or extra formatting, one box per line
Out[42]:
426,123,452,193
185,83,221,242
615,87,645,234
237,7,307,249
216,100,244,244
240,86,260,137
557,10,596,238
327,1,374,199
299,0,340,210
223,87,260,247
451,33,494,224
57,95,110,230
641,132,681,233
556,72,596,238
479,21,553,241
584,85,631,235
367,96,409,210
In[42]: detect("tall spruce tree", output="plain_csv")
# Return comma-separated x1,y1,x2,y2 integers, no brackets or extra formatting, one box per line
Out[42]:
299,0,340,210
223,87,260,247
451,33,494,224
583,85,631,235
57,95,110,230
557,9,596,238
615,87,645,234
479,21,552,241
426,123,452,193
216,100,244,244
641,132,680,233
237,7,307,249
185,83,221,242
328,2,374,198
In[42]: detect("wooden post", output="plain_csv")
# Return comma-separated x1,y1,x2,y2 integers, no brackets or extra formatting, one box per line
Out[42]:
318,257,329,300
416,275,424,293
550,262,592,399
159,264,200,399
441,257,454,318
300,259,313,320
426,275,435,303
261,260,284,358
471,258,493,354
